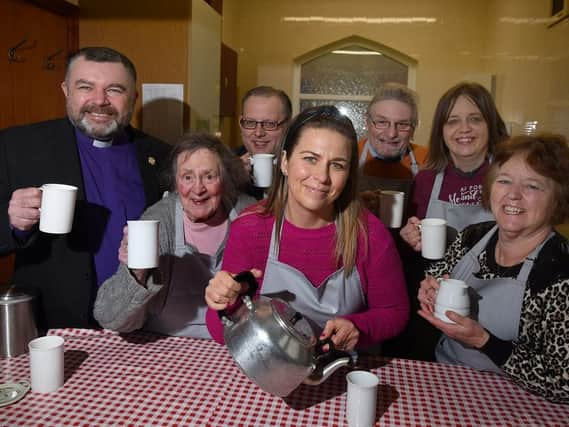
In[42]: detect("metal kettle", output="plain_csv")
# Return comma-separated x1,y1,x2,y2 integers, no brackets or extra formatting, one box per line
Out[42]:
219,271,354,397
0,286,38,358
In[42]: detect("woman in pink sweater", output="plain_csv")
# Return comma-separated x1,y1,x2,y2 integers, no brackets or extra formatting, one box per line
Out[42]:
205,105,409,351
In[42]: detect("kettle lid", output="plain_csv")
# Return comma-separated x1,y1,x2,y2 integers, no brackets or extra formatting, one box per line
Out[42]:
0,286,34,304
270,299,315,345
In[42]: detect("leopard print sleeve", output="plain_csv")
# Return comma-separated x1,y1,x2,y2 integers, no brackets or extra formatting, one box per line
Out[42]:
501,278,569,404
425,231,469,278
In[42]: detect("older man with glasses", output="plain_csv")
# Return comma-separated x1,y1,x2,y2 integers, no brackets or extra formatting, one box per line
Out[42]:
235,86,292,199
358,83,427,200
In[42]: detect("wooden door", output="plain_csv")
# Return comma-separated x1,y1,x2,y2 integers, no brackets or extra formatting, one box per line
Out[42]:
0,0,78,284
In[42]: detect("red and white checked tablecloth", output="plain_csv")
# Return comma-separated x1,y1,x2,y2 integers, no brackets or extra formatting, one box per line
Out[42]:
1,328,567,426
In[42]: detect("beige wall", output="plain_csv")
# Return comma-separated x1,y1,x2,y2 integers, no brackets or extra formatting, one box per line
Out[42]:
222,0,569,146
77,0,568,145
487,0,569,137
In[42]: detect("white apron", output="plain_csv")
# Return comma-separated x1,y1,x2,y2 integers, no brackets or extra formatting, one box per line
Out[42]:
425,170,495,244
436,225,553,373
260,219,366,335
145,199,230,338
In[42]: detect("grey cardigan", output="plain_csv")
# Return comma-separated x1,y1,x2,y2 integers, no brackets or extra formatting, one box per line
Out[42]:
93,191,255,335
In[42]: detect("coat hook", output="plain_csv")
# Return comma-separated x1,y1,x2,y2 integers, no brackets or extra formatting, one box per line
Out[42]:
45,49,64,70
8,38,28,63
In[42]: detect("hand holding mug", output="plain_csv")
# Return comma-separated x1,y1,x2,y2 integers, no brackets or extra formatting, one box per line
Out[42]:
39,184,78,234
418,218,447,259
360,190,380,217
417,274,442,313
379,190,405,228
126,220,159,270
400,216,422,251
8,187,42,231
118,226,129,265
418,305,489,349
118,225,148,284
249,154,275,188
240,152,252,174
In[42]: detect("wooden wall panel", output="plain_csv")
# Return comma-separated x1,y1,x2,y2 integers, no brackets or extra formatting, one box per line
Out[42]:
1,0,78,285
79,0,191,129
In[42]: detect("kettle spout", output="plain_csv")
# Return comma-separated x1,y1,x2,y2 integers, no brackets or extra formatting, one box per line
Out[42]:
302,356,352,386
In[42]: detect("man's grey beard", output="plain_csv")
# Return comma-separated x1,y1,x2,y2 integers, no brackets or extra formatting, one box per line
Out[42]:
68,110,134,141
369,141,408,161
73,115,122,141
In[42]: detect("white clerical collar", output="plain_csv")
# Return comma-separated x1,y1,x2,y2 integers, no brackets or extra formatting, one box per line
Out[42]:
93,139,113,148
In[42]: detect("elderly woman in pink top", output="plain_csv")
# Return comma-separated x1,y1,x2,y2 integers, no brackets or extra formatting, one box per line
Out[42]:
94,133,255,338
205,105,409,351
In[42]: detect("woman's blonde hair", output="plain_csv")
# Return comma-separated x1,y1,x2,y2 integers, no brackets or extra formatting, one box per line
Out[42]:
262,105,366,275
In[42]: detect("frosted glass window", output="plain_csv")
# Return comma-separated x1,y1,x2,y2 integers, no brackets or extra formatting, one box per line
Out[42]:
301,46,407,96
300,99,368,141
299,45,409,139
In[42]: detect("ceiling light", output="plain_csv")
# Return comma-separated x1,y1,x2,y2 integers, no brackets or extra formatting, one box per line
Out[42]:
282,16,437,24
332,50,382,55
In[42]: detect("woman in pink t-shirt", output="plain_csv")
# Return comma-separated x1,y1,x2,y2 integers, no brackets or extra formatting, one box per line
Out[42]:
205,105,409,352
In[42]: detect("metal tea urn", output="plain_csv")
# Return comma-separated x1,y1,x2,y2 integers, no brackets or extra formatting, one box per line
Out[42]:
0,286,38,358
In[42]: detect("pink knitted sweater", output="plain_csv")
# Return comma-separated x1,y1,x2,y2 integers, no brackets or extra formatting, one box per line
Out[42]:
206,207,409,348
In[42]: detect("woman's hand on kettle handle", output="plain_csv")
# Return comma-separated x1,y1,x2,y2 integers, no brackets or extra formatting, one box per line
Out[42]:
321,318,359,352
205,269,263,311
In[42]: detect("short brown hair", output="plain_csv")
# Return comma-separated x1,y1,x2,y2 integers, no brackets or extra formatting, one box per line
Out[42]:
425,82,508,172
66,46,137,83
482,134,569,225
241,86,292,121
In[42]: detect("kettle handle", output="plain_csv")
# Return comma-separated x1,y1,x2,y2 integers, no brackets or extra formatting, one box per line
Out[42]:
217,270,259,321
314,337,353,362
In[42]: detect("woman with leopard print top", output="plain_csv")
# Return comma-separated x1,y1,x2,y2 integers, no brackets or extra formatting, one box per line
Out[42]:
417,134,569,404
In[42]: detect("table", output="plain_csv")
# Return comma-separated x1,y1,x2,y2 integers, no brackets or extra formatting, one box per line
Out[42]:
1,328,567,426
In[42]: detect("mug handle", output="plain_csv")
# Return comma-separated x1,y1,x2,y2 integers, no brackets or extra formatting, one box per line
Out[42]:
217,270,259,321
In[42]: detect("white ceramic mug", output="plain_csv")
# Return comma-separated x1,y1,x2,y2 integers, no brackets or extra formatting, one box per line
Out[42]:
29,335,64,393
39,184,78,234
250,154,275,188
379,190,405,228
127,220,160,269
419,218,447,260
346,370,379,427
435,278,470,323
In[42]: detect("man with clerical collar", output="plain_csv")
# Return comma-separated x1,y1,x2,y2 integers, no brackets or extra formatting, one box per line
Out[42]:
234,86,291,199
358,83,428,196
0,46,170,331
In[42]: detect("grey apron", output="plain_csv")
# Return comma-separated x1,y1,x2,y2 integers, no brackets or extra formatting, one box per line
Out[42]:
425,170,495,244
145,199,229,338
358,141,419,211
261,219,366,335
436,225,553,373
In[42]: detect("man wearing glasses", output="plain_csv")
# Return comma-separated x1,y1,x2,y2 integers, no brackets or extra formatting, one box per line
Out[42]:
358,83,427,200
236,86,292,199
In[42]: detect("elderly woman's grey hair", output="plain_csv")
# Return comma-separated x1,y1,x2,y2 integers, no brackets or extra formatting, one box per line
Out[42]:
166,133,250,209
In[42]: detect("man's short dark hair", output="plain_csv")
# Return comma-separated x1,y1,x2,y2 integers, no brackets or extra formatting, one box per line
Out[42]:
241,86,292,121
66,46,137,83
